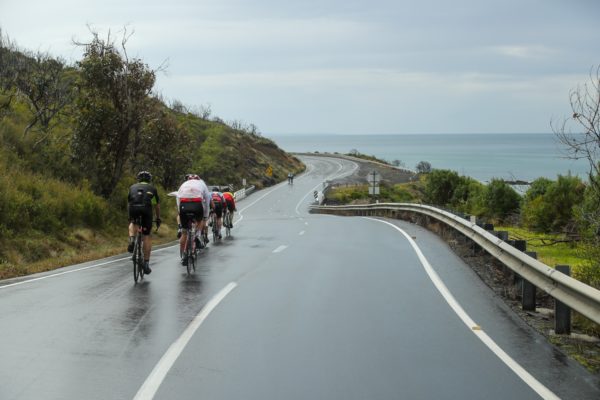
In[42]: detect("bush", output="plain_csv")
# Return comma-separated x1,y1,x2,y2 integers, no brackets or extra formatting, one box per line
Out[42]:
522,175,585,233
477,179,521,222
424,169,461,206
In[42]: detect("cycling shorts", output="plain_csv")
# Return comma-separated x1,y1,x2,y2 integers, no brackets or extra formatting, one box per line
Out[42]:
129,205,153,235
212,201,223,218
225,199,236,212
180,201,204,228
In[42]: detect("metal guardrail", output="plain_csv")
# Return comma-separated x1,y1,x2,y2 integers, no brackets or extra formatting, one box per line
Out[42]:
310,202,600,325
233,185,255,201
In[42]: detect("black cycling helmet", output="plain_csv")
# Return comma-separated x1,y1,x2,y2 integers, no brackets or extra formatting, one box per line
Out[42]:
212,186,220,192
137,170,152,182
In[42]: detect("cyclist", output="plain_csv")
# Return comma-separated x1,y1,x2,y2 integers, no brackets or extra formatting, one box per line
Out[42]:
222,187,237,228
210,187,226,239
127,171,161,275
288,172,294,184
176,174,211,266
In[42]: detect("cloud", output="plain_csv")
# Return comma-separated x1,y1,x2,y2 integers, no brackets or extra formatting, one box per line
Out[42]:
491,45,556,59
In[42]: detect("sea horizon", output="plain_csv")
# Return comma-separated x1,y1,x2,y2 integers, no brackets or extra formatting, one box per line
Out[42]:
269,132,589,184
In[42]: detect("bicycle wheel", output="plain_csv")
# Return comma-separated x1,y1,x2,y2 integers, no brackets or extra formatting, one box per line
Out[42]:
211,215,218,242
138,235,145,281
224,213,231,237
186,229,193,275
133,234,143,283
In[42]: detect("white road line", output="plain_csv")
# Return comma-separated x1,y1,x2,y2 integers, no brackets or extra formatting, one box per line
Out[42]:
133,282,238,400
0,245,177,290
294,159,358,216
366,218,560,400
273,245,288,253
299,231,305,236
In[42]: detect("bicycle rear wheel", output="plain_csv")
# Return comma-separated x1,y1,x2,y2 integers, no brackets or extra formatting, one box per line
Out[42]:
186,229,193,275
224,213,231,237
133,235,144,283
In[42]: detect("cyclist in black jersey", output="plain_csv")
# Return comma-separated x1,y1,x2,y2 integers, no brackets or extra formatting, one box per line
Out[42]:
127,171,161,274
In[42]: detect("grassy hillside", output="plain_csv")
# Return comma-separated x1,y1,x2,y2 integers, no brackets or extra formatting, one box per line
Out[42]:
0,41,303,279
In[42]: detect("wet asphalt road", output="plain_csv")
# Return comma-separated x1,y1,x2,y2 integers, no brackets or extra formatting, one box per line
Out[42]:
1,156,599,399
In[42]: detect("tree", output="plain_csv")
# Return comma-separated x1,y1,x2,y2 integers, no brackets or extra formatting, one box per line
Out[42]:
72,29,156,198
16,53,75,138
522,175,585,232
553,66,600,286
392,159,406,168
133,100,193,189
416,161,432,174
479,179,521,222
554,66,600,191
424,169,461,206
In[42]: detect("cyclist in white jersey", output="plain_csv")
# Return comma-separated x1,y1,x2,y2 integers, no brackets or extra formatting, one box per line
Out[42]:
176,174,211,265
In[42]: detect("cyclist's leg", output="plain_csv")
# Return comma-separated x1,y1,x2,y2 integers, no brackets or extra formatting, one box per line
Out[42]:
215,204,223,236
179,204,187,255
127,206,138,252
141,208,153,273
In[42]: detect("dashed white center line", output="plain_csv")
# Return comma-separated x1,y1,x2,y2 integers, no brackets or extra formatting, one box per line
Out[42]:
273,245,288,253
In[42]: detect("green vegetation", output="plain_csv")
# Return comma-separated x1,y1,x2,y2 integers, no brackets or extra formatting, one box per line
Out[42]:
327,180,424,205
0,31,303,278
346,149,392,165
326,168,600,292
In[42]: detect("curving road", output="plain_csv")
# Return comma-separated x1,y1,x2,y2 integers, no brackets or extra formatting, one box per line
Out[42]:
0,156,598,400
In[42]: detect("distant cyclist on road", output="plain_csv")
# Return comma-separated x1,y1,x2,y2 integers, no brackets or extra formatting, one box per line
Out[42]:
288,172,294,184
127,171,161,275
222,187,237,228
176,174,211,266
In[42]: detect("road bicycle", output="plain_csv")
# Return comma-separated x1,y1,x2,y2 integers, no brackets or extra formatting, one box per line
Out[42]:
209,211,220,242
223,210,232,237
182,213,198,275
131,216,145,283
132,216,159,283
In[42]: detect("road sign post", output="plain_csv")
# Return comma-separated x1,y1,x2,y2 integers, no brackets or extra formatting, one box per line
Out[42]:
367,170,381,200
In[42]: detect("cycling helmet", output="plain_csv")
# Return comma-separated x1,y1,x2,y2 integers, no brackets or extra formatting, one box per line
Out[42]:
212,187,220,192
137,170,152,182
185,173,200,180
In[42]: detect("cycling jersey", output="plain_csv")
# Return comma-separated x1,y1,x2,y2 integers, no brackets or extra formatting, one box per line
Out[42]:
128,182,159,207
222,192,236,211
176,179,211,219
127,182,159,234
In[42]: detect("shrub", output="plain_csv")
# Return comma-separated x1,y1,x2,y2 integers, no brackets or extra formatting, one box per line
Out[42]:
522,175,585,233
424,169,461,206
478,179,521,222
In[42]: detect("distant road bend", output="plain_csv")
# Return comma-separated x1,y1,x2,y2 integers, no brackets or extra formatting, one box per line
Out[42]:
0,155,598,400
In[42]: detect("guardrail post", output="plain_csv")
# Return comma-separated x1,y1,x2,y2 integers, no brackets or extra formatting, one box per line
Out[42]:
555,265,572,335
522,251,537,311
495,231,509,241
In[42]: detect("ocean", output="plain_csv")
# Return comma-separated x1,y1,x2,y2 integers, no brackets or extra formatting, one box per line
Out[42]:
269,133,590,184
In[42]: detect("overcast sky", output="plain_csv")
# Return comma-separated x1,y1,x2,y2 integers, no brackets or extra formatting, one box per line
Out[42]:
1,0,599,135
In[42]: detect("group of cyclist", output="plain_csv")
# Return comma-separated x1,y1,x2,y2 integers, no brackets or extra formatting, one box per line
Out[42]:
126,171,237,274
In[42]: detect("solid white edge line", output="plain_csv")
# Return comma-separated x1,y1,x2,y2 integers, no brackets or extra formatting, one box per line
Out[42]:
133,282,238,400
365,218,560,400
0,245,178,290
